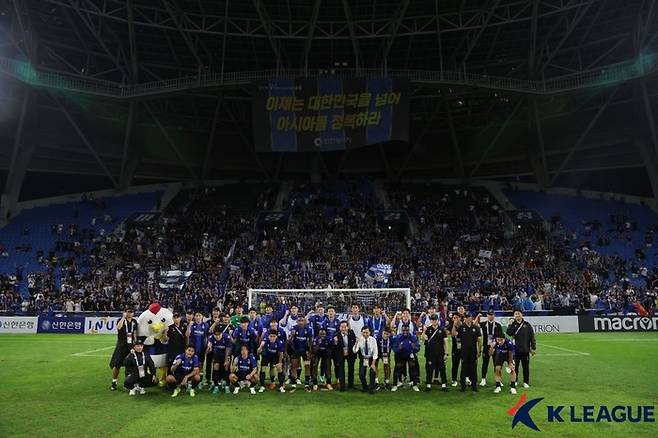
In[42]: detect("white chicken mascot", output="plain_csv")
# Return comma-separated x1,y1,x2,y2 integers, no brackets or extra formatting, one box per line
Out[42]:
137,302,174,385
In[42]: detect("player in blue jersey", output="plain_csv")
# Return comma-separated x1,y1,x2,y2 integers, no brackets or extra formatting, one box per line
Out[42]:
490,333,517,394
391,325,420,392
288,315,314,391
370,304,388,388
186,312,210,387
262,318,287,343
311,328,333,391
307,303,327,334
229,344,258,394
257,330,286,392
248,307,264,336
206,325,233,394
166,345,201,398
231,316,258,356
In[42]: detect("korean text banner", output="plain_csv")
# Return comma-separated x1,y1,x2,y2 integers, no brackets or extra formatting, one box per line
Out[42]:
252,78,410,152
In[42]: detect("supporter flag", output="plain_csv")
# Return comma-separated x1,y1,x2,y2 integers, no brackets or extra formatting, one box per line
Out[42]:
365,264,393,286
159,270,193,289
478,249,493,259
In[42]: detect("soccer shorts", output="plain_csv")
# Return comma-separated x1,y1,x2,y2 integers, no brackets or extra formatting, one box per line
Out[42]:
261,354,280,368
494,353,509,367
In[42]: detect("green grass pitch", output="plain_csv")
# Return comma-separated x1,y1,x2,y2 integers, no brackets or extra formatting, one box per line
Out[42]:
0,332,656,437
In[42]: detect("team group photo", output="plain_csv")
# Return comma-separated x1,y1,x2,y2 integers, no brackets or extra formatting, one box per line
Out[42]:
1,0,657,437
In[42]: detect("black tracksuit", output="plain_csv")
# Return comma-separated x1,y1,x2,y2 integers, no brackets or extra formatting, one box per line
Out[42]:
424,325,447,385
506,319,536,384
123,351,157,389
480,320,502,379
455,323,481,390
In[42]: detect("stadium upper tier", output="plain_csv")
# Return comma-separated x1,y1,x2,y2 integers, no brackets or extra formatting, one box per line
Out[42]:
0,182,655,316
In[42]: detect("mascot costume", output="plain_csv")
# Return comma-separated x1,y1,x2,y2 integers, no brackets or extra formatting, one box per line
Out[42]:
138,303,174,386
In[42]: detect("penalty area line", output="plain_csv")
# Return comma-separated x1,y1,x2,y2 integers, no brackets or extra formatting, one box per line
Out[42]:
72,346,114,356
538,343,590,356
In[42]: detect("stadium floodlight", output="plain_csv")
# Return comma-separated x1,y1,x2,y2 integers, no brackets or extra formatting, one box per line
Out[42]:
248,288,411,314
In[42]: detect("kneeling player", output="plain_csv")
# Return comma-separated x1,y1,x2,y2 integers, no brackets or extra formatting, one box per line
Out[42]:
166,345,201,398
229,344,258,394
491,334,517,394
258,330,286,393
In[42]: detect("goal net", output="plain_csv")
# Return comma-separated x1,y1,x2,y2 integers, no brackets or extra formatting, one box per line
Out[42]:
247,288,411,314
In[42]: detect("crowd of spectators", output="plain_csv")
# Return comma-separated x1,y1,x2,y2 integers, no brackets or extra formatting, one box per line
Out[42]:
0,181,656,316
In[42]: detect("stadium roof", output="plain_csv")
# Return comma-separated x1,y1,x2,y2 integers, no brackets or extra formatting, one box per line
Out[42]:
0,0,657,200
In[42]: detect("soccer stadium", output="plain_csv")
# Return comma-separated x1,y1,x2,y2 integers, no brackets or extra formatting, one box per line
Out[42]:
0,0,657,437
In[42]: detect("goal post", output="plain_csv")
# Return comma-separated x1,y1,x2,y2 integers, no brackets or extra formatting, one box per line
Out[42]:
247,288,411,314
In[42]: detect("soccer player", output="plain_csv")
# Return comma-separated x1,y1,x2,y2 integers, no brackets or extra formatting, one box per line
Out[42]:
229,344,258,394
506,310,536,388
451,312,482,392
391,325,420,392
279,304,300,335
123,340,158,396
186,311,210,386
333,320,356,391
260,303,278,328
247,307,264,335
378,328,393,390
348,303,368,336
422,314,449,392
307,303,327,334
479,310,502,386
207,325,232,394
391,308,416,334
311,328,332,390
109,307,138,391
167,345,201,398
370,304,388,388
203,307,222,384
231,316,258,356
257,330,285,392
229,305,245,328
491,333,517,394
183,309,194,331
288,315,314,391
263,318,287,343
324,306,340,385
353,326,378,394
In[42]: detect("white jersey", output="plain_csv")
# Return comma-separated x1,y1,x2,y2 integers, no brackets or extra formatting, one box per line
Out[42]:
278,314,299,336
348,315,367,336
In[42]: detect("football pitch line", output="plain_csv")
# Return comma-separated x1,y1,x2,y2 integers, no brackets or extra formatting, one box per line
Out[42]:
538,343,590,356
72,346,114,357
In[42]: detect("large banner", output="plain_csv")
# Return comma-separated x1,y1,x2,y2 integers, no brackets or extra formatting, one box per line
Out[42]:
0,316,38,333
579,315,658,332
364,264,393,286
253,78,409,152
37,315,85,333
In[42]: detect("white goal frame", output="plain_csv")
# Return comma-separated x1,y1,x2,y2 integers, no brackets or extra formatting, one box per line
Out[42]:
247,288,411,311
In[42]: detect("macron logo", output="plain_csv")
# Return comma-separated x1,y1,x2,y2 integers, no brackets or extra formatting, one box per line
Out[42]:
509,394,544,432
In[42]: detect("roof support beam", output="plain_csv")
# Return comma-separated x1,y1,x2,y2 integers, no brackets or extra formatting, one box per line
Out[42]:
397,100,444,177
445,100,465,180
469,99,524,179
222,101,270,179
143,102,199,182
52,93,119,188
0,88,32,222
302,0,322,73
119,101,136,190
549,88,618,185
202,93,224,180
530,98,549,188
252,0,287,70
380,0,411,69
461,0,501,68
162,0,203,67
342,0,362,73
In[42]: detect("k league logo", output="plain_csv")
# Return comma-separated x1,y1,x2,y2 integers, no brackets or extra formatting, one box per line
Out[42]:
509,394,544,431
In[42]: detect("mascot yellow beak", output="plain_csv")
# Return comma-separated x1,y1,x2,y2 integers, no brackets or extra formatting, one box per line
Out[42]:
151,321,165,333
